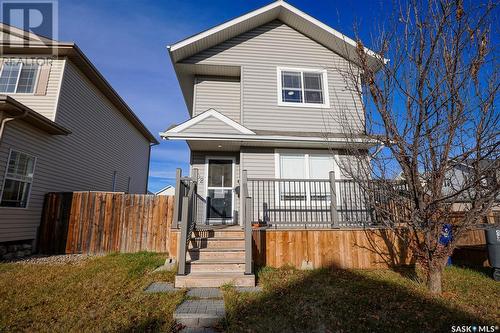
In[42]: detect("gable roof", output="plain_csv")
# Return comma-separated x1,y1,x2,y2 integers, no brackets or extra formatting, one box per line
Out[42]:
155,185,175,195
168,0,385,69
0,23,158,144
162,109,255,136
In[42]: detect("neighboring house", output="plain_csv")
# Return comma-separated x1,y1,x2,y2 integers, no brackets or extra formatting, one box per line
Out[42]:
155,185,175,196
0,24,158,257
160,1,383,287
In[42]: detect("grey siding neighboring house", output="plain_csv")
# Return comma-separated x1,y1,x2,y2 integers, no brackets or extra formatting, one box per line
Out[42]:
194,76,241,122
183,21,364,133
0,57,65,120
0,60,152,243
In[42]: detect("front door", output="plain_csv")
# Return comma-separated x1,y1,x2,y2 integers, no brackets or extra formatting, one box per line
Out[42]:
206,158,234,224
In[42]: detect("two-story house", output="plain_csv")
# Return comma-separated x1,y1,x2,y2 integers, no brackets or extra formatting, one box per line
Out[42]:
0,24,158,259
161,1,382,287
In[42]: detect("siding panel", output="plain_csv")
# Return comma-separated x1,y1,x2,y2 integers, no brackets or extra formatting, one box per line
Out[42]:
0,61,151,242
241,147,275,178
183,116,242,134
194,76,241,123
184,21,364,133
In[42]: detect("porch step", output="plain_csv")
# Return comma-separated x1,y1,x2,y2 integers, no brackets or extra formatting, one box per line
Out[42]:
186,259,245,273
187,248,245,261
175,273,255,288
190,237,244,249
193,229,244,239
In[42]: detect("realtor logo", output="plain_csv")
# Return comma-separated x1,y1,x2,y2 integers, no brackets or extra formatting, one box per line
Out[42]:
0,0,58,53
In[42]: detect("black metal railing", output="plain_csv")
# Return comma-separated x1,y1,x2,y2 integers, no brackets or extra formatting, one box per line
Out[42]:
247,178,333,228
246,174,410,228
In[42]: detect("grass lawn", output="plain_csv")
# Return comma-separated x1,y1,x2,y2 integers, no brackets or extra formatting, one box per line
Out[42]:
1,253,498,333
223,265,500,333
0,252,184,332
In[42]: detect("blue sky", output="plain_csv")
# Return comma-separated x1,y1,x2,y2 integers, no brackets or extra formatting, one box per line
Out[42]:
56,0,387,192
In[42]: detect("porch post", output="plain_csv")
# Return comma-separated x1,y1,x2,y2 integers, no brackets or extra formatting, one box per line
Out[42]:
173,168,182,229
242,170,253,274
191,168,198,225
178,195,189,275
329,171,340,228
244,196,253,274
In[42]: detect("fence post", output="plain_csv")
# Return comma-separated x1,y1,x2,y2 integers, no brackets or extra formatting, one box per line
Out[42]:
244,196,253,274
329,171,340,228
173,168,182,229
177,195,189,276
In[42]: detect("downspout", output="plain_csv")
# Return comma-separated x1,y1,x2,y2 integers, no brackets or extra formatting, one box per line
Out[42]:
144,141,158,194
0,110,28,143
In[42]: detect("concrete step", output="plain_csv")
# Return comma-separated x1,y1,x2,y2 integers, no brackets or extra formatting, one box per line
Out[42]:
187,259,245,273
175,273,255,288
187,248,245,261
190,237,244,249
193,229,244,239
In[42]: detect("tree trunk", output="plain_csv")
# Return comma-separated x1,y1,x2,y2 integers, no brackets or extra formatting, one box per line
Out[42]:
427,263,443,294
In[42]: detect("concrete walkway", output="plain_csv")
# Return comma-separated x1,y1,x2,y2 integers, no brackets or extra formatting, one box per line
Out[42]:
144,283,262,332
175,288,225,331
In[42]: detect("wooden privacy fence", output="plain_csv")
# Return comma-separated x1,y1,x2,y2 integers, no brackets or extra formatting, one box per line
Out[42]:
38,192,174,254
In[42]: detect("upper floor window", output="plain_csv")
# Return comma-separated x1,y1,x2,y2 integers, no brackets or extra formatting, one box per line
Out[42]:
0,150,36,208
0,62,39,94
277,67,329,107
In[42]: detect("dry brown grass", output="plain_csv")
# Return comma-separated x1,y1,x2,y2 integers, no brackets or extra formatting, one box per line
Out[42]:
223,265,500,332
0,252,184,332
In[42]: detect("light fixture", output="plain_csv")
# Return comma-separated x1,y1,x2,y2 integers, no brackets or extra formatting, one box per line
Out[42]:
218,145,222,148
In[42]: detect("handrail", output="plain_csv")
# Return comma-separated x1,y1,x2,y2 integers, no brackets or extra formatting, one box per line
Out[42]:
177,169,198,276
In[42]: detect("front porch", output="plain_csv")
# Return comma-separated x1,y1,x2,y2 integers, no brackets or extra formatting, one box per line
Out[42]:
170,166,413,287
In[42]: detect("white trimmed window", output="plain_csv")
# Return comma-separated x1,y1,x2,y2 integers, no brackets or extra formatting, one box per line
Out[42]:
276,152,335,203
278,153,334,180
0,150,36,208
0,62,39,93
277,67,329,107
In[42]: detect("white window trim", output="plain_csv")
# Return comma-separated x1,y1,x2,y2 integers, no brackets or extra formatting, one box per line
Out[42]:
0,61,40,95
276,66,330,108
0,149,37,209
204,156,236,224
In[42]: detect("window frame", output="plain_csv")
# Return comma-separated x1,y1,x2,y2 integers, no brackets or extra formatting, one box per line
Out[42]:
274,149,339,206
276,67,330,108
0,149,37,209
0,61,40,95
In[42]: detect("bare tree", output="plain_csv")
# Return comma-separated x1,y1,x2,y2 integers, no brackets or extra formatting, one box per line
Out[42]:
331,0,499,294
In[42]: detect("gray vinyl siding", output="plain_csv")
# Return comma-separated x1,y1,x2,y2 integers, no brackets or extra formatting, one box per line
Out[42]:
190,151,240,223
241,147,275,178
183,116,242,134
194,76,241,122
0,60,151,243
0,57,64,120
183,20,364,133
